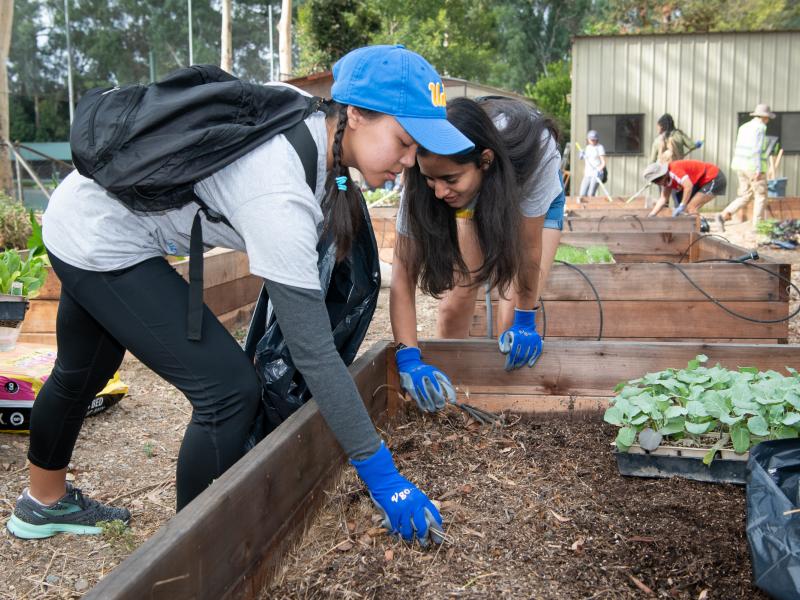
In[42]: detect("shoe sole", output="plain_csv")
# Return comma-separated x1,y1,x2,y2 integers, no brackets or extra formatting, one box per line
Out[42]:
6,514,105,539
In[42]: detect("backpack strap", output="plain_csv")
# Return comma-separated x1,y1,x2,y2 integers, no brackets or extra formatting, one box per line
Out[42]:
185,119,319,341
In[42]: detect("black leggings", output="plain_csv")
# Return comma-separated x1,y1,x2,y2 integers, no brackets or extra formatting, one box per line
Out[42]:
28,251,260,510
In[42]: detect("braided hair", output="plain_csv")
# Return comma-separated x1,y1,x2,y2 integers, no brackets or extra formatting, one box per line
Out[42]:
320,100,379,259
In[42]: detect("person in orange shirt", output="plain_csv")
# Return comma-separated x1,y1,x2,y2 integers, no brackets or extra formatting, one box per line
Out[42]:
643,159,727,218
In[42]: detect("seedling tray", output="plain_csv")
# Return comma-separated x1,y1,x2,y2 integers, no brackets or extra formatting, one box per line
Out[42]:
615,444,748,485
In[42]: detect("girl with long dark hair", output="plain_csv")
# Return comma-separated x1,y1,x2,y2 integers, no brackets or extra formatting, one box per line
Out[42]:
390,96,564,411
7,46,469,546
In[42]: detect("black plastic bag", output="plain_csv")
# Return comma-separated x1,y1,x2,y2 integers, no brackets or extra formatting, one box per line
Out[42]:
746,439,800,599
244,196,380,446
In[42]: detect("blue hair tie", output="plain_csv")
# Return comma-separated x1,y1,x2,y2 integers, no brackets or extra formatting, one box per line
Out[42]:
335,175,348,191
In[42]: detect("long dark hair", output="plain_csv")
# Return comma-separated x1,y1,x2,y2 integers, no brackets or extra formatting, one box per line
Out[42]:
477,96,560,189
400,97,523,298
319,99,380,259
658,113,676,138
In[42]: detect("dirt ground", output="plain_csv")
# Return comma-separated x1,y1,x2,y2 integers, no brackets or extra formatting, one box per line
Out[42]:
0,215,796,598
266,413,765,600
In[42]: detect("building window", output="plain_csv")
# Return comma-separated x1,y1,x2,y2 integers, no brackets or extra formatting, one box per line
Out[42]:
737,112,800,154
587,114,644,155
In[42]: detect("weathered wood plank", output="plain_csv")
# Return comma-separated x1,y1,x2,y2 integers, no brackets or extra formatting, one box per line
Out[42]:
469,300,788,340
564,215,699,232
479,263,787,302
202,275,262,317
744,196,800,221
560,231,692,257
85,341,391,600
565,196,651,210
419,339,799,397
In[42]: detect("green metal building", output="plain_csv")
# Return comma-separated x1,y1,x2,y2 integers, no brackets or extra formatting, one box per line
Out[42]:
570,30,800,205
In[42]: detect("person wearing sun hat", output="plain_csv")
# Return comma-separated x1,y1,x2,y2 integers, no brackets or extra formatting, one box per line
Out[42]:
642,158,727,218
8,45,465,547
716,103,775,231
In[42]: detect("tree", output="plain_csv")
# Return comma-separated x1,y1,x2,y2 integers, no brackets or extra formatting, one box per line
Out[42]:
585,0,800,34
296,0,378,74
488,0,590,92
0,0,14,192
525,59,571,144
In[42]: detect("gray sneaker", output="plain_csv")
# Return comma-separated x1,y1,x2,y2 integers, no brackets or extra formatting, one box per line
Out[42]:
6,483,131,539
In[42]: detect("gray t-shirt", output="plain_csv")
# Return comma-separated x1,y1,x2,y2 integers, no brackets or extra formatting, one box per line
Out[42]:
43,97,328,291
396,124,561,235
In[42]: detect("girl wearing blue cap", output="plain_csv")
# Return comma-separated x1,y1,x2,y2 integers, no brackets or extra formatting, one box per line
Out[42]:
389,97,563,412
8,45,467,546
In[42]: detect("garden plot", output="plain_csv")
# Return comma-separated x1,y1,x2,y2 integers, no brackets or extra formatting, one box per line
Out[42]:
266,413,760,599
471,232,792,343
81,339,796,599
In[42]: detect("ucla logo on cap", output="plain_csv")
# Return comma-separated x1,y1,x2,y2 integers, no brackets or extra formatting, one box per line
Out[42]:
428,82,447,108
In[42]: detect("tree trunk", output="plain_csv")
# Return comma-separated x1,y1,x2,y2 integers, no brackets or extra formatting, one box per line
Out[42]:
0,0,14,194
221,0,233,72
278,0,292,81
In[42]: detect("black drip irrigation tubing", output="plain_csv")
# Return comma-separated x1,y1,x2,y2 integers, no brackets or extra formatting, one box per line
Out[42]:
539,240,800,341
517,237,799,342
664,258,800,325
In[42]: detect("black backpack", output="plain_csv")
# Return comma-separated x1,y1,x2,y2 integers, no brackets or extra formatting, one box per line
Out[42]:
70,64,322,340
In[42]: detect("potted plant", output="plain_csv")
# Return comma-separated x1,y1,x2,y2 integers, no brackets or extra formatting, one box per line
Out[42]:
605,355,800,484
0,214,48,351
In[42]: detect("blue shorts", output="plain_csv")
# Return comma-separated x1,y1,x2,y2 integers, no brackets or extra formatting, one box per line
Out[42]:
543,177,565,231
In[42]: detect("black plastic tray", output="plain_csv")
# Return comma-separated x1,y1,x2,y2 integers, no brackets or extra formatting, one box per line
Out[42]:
615,446,747,485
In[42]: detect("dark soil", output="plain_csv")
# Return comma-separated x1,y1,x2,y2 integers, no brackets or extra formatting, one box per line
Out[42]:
268,412,765,599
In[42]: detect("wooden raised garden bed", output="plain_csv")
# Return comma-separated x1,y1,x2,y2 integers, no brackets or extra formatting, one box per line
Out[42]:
565,195,652,211
563,212,700,232
470,232,792,343
743,196,800,221
369,206,698,266
84,339,797,599
20,249,261,345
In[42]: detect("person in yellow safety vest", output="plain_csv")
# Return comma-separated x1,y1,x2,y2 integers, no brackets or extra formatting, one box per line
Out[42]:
715,103,774,232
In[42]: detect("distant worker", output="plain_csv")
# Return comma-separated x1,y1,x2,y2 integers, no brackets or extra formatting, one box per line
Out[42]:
715,103,774,231
578,130,606,197
649,113,703,163
643,159,727,218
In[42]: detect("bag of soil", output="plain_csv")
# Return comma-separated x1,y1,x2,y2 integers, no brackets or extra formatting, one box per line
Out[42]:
244,196,380,447
746,439,800,599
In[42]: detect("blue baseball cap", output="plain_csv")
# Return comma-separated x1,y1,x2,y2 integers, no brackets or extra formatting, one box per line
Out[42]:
331,45,474,156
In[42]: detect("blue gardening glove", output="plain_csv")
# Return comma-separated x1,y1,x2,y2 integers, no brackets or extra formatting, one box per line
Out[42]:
396,346,456,413
498,308,542,371
352,443,444,546
578,151,585,160
672,203,686,217
695,140,703,149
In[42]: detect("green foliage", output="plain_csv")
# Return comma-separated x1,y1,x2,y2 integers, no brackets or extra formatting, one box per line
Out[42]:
26,211,45,258
143,441,155,458
585,0,800,34
0,249,48,298
296,0,380,74
554,244,615,264
756,219,778,237
525,60,571,142
0,194,33,251
362,188,397,205
99,519,136,551
604,355,800,462
488,1,590,93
